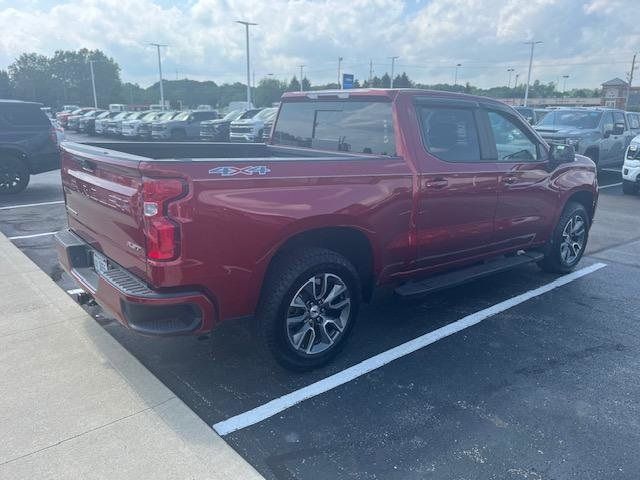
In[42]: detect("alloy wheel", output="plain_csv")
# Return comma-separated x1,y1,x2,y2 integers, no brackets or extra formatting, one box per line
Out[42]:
286,273,351,356
560,213,586,265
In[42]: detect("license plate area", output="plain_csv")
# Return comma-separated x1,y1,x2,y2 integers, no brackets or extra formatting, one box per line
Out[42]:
92,251,111,276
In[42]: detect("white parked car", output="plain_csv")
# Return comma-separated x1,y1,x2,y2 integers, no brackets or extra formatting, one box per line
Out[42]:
121,111,163,138
622,134,640,195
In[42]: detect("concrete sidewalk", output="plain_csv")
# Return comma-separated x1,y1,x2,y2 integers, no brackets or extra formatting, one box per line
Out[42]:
0,233,263,479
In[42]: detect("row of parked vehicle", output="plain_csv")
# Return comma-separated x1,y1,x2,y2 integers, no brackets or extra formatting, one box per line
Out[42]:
58,105,279,142
511,106,640,169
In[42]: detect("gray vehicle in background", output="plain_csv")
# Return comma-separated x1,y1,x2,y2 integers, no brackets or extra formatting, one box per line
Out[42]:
137,111,178,139
151,110,219,140
535,107,629,168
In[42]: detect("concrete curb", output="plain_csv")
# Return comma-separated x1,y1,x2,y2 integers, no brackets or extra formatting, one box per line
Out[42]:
0,232,264,479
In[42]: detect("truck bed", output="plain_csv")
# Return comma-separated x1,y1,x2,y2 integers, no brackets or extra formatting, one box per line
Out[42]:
70,141,358,161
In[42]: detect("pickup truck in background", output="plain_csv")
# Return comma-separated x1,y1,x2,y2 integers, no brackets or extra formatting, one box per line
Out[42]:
229,107,277,142
535,107,629,169
56,89,598,370
151,110,219,140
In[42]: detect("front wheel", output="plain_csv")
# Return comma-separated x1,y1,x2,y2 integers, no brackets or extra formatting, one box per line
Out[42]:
538,202,589,274
622,180,637,195
257,247,360,371
0,157,30,195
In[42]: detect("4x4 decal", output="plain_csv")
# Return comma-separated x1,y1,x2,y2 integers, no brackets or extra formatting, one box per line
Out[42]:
209,166,271,176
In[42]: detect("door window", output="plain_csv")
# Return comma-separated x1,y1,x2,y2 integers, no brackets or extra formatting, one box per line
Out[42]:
602,112,614,132
487,111,539,162
416,107,481,162
613,111,626,128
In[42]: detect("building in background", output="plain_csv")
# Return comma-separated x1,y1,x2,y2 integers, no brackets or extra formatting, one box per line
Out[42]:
601,78,640,110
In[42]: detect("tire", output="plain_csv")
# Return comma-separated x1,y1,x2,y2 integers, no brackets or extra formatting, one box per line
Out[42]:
0,156,30,195
257,247,361,371
170,129,187,141
538,201,589,274
622,180,637,195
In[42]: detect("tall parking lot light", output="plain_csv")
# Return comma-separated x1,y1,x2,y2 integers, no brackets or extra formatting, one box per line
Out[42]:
236,21,257,107
149,43,167,110
88,60,98,108
389,56,399,88
523,40,542,106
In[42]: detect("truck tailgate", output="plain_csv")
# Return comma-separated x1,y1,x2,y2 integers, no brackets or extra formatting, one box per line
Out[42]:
61,143,148,279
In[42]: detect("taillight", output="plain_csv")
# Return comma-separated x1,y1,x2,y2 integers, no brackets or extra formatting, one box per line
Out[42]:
141,177,185,261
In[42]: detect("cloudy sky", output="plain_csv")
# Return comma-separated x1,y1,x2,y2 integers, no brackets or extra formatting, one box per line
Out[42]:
0,0,637,89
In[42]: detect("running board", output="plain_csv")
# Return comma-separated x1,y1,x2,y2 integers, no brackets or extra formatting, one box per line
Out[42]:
395,251,545,297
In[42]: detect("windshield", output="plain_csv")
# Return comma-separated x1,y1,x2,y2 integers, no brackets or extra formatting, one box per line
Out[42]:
255,108,277,120
174,111,191,121
538,110,602,129
238,109,261,120
141,112,159,121
112,112,129,120
222,109,242,121
96,111,110,119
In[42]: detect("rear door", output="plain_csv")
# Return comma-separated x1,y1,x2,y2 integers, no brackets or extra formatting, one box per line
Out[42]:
61,144,148,278
481,106,555,250
412,99,500,270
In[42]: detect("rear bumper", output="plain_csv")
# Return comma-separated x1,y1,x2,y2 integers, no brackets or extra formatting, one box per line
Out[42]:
55,229,217,335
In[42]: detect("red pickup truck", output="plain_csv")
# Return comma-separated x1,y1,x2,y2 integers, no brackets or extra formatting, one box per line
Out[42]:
56,89,598,370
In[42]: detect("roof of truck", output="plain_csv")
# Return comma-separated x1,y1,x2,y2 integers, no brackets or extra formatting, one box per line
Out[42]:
281,88,507,106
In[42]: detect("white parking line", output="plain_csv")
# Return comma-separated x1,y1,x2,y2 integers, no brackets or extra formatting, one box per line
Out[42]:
213,262,607,436
601,168,622,173
67,288,85,295
0,200,64,210
8,232,57,240
600,182,622,189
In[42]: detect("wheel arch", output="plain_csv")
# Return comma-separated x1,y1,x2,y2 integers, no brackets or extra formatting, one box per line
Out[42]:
565,189,596,224
262,224,378,302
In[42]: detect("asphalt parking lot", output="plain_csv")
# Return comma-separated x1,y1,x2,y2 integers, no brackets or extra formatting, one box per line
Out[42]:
2,138,640,479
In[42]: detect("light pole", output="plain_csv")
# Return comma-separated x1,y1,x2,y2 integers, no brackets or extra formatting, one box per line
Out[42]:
562,74,570,96
88,60,98,108
389,56,399,88
235,20,257,107
298,65,305,92
454,63,462,86
523,40,542,106
507,67,515,88
149,43,167,110
338,56,343,89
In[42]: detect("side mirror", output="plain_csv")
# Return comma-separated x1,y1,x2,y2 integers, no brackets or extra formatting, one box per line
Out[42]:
612,123,625,136
549,143,575,169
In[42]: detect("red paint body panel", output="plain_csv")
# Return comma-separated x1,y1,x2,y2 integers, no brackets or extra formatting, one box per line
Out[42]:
57,89,598,334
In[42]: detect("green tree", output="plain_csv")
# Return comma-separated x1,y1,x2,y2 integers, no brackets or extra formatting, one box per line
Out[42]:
380,73,391,88
301,77,311,91
254,78,286,107
0,70,13,98
287,76,301,92
393,72,412,88
8,53,54,103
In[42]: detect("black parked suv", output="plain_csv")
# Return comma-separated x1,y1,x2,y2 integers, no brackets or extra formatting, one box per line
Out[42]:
0,100,59,194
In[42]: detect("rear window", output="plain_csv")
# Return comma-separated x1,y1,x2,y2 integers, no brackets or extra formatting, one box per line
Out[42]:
0,104,50,126
273,100,396,155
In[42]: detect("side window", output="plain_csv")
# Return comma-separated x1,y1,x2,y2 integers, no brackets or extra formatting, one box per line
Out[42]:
487,111,539,162
632,114,640,129
602,112,614,133
416,106,481,162
613,111,626,128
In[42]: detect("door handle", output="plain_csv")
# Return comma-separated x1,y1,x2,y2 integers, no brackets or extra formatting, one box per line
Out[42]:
502,176,517,185
425,178,449,189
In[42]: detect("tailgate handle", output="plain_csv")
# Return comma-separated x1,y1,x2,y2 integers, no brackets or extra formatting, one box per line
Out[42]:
79,159,96,172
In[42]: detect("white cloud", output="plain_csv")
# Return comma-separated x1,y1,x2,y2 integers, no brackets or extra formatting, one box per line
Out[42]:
0,0,637,88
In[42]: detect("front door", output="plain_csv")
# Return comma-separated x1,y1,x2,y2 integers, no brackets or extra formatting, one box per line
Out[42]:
482,107,556,250
412,100,500,271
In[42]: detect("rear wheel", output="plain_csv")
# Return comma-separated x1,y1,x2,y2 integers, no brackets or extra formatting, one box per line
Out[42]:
0,156,30,195
257,247,360,371
622,180,637,195
538,201,589,274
